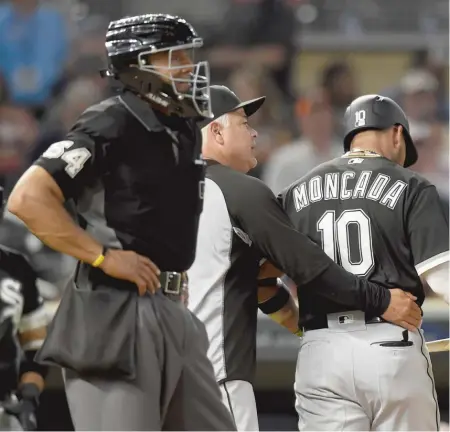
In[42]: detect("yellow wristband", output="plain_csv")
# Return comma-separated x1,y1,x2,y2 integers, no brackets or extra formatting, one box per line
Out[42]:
294,328,303,337
92,254,105,268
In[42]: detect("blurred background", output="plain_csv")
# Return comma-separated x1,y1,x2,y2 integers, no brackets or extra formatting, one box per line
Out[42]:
0,0,448,430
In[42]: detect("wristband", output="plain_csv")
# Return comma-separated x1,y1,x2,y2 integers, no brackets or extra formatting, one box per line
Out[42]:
258,277,278,287
92,247,108,268
258,280,290,314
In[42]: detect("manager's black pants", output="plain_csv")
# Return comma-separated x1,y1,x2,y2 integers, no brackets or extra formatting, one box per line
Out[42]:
63,292,236,431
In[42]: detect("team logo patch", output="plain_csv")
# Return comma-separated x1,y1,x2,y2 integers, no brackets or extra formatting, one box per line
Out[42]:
338,314,354,325
348,158,364,164
233,227,252,246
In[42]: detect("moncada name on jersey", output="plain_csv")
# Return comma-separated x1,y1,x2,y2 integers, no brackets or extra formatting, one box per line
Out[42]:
292,170,407,212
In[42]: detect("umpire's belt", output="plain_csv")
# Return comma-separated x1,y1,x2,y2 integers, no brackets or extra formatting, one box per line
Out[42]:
302,312,383,331
159,271,184,296
87,266,184,298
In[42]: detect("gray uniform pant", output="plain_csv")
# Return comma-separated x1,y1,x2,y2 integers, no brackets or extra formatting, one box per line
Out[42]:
295,311,440,431
63,292,236,431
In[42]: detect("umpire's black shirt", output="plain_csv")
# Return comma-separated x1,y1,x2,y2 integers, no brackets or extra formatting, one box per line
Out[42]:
33,91,205,272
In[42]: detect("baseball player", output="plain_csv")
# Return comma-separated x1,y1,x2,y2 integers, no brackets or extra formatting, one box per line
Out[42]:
7,14,235,431
279,94,449,430
0,192,49,432
188,86,423,431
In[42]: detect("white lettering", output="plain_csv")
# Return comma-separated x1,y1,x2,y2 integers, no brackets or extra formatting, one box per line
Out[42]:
353,171,372,199
324,173,339,200
380,180,407,209
293,183,309,212
367,174,390,201
309,176,323,203
42,140,91,178
293,170,407,212
340,171,355,200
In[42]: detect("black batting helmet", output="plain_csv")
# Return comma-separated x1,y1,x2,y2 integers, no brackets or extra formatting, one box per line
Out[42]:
343,94,417,167
104,14,211,118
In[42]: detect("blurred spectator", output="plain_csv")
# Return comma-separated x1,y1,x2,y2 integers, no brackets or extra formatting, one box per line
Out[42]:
0,0,68,118
319,60,357,136
71,14,109,58
409,121,448,189
383,49,449,123
0,72,38,191
409,120,449,219
206,0,297,105
0,211,75,295
28,77,104,164
263,95,342,194
59,14,112,102
409,49,448,122
67,54,110,96
399,69,440,123
227,65,293,179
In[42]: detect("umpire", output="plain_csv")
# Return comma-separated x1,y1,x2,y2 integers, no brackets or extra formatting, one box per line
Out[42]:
7,14,236,431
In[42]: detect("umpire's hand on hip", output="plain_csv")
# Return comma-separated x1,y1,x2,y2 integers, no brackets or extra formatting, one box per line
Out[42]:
99,249,161,295
381,289,422,332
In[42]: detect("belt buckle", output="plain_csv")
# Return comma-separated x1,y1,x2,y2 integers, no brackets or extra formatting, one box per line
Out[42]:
164,272,181,295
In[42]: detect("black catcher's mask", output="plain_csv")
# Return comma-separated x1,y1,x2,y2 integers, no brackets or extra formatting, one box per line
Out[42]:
103,14,212,119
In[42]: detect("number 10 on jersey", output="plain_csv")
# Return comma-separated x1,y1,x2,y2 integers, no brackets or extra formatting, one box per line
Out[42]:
317,209,374,276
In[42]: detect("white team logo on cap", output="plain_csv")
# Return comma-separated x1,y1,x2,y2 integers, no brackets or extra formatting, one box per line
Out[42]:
355,110,366,127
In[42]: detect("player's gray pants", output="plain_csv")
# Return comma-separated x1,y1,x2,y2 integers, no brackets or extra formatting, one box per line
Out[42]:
295,311,440,431
0,408,22,431
63,291,236,431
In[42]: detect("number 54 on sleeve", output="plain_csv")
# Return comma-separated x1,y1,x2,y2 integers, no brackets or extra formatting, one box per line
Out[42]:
42,140,92,179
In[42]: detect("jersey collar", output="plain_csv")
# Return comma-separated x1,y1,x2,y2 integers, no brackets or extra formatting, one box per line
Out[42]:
342,148,382,158
118,91,165,133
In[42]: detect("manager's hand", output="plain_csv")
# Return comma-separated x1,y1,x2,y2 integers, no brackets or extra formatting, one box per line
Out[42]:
100,249,161,295
381,289,422,332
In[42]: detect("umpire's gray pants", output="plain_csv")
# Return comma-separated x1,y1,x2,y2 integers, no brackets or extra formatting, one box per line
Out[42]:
63,291,236,431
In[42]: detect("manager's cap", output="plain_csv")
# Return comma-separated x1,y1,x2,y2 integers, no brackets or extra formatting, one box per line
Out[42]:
198,85,265,129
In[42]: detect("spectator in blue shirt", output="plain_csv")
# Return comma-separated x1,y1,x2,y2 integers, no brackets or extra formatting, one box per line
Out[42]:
0,0,68,116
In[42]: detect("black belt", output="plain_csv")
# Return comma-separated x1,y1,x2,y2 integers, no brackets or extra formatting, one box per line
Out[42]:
159,271,185,301
302,314,384,331
86,266,185,301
